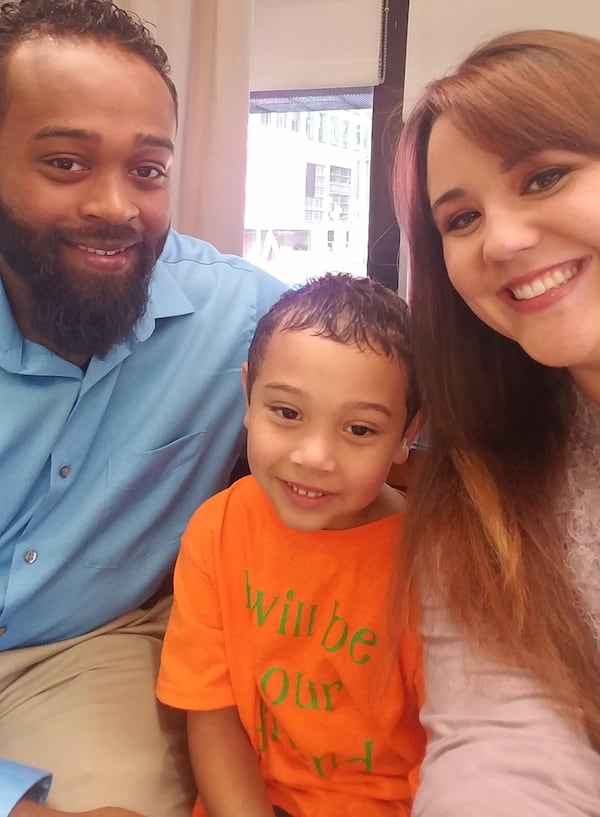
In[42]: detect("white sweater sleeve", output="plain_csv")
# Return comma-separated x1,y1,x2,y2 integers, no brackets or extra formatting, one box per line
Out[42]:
413,598,600,816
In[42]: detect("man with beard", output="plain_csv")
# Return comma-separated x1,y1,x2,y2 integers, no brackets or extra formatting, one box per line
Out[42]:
0,2,285,817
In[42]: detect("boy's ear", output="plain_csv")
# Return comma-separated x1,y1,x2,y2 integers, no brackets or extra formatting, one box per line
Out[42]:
392,410,424,466
241,363,250,428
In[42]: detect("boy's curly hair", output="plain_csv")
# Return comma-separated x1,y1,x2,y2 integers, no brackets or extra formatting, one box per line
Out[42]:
247,273,418,425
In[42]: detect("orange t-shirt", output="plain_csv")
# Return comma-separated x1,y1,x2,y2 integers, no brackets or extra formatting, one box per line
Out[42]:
158,475,424,817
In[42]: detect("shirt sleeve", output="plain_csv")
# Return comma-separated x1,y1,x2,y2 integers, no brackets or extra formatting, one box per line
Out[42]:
157,501,235,712
413,597,600,817
0,759,51,817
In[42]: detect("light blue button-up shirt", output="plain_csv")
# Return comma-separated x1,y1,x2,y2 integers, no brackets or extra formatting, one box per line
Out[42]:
0,229,286,813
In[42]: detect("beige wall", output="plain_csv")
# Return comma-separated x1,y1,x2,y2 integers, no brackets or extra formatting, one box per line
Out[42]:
120,0,195,230
404,0,600,116
119,0,253,253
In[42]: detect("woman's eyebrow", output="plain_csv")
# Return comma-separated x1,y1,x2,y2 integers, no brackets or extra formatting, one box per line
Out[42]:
431,187,466,212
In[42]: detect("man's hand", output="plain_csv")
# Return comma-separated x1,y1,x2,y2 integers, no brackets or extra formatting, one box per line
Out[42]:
11,802,145,817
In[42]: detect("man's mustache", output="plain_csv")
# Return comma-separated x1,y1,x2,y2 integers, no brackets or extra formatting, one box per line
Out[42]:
52,224,142,245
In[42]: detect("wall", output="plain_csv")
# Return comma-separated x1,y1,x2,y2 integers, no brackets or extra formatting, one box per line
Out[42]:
404,0,600,115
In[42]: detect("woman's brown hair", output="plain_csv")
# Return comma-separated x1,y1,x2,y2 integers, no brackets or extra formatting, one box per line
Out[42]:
393,29,600,748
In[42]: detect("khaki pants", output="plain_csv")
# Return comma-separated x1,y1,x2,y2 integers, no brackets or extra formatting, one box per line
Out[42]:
0,598,196,816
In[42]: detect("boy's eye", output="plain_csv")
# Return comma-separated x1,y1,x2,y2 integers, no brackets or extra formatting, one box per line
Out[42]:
524,167,568,193
348,424,373,437
272,406,299,421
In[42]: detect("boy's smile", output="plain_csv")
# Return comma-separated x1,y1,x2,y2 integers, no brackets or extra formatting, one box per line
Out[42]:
242,327,411,532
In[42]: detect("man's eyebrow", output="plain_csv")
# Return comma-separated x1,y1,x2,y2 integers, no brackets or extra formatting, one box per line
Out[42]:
33,127,174,153
34,126,101,143
135,133,175,153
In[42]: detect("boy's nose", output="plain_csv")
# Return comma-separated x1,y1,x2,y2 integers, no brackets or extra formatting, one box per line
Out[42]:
289,434,336,472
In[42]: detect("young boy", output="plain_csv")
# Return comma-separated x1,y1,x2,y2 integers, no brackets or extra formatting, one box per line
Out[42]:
157,274,425,817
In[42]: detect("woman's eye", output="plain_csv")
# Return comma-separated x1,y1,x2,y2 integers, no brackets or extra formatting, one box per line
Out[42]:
525,167,568,193
447,210,479,232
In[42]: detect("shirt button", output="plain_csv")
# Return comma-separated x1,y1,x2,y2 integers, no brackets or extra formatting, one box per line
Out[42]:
0,626,6,636
24,550,38,564
59,465,71,479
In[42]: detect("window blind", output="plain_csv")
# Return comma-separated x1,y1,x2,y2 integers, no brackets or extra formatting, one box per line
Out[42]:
250,0,385,92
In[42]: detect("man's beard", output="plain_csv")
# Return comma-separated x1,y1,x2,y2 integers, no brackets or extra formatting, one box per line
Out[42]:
0,199,169,360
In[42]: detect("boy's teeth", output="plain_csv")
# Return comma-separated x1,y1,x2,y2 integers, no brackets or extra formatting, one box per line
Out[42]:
291,484,324,498
511,264,578,300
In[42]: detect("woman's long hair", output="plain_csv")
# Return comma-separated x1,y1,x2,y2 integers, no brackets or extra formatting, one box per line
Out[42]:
394,29,600,748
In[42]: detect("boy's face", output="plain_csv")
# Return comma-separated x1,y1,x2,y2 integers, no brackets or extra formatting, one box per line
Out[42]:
242,327,411,532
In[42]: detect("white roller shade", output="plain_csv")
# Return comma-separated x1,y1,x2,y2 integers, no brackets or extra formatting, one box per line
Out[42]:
404,0,600,117
251,0,384,92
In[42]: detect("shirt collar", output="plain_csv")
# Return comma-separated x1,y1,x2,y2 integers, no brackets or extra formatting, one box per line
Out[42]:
133,258,195,342
0,254,195,375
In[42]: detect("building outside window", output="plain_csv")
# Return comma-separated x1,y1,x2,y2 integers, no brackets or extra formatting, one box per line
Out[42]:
244,97,372,287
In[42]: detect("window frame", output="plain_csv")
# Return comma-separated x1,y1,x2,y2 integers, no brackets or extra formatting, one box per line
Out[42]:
367,0,409,293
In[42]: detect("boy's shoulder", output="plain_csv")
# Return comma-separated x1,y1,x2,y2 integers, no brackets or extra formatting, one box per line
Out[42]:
186,477,406,543
187,475,264,527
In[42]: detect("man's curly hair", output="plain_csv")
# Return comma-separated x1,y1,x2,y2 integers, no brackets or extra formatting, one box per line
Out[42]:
0,0,177,119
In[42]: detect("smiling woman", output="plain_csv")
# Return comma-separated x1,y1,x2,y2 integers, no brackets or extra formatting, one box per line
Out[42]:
393,27,600,817
426,119,600,372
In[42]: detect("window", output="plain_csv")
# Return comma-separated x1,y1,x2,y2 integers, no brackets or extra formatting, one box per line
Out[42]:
305,162,326,223
342,121,350,149
330,165,352,186
247,0,410,292
244,91,373,286
318,112,328,143
329,193,350,221
330,117,341,145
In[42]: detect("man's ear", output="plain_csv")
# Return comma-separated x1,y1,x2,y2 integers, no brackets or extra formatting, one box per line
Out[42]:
392,410,425,466
241,362,250,428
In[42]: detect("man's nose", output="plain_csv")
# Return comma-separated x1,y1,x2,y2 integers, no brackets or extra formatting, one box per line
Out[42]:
79,174,139,224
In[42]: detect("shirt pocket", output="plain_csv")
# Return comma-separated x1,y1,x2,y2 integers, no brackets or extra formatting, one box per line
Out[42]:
106,431,207,491
87,430,207,568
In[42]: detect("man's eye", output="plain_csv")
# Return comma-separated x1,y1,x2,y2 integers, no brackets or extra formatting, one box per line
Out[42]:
524,167,568,193
134,166,166,179
48,158,85,171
